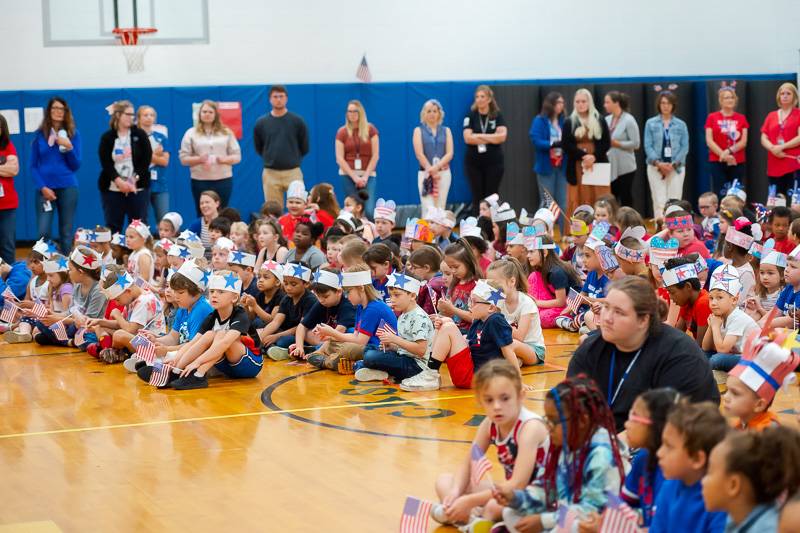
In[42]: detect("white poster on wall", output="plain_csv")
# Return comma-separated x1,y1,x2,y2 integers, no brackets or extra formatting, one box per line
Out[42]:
24,107,44,133
0,110,20,134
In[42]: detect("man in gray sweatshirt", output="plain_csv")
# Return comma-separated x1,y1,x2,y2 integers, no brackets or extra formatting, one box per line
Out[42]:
253,85,309,209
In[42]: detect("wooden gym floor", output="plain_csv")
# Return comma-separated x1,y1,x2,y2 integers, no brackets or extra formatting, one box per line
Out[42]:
0,329,797,533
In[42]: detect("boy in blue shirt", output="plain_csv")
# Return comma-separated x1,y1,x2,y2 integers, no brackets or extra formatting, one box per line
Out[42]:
651,401,728,533
0,257,32,308
771,244,800,329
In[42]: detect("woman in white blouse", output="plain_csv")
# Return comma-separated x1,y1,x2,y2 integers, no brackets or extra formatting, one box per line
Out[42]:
179,100,241,214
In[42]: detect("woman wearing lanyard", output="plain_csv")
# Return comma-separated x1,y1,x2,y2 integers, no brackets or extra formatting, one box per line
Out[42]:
462,85,507,216
335,100,380,218
413,99,454,211
705,86,749,197
604,91,641,208
644,90,689,221
567,276,718,432
179,100,241,214
529,92,567,219
137,105,171,225
760,82,800,196
97,100,153,233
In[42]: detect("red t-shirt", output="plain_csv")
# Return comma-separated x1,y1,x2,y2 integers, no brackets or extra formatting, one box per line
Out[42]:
278,213,301,242
336,124,379,170
678,239,710,259
773,236,795,255
761,108,800,177
678,290,711,339
0,141,19,210
705,111,748,163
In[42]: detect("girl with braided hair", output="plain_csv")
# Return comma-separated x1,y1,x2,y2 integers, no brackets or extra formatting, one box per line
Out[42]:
493,375,625,531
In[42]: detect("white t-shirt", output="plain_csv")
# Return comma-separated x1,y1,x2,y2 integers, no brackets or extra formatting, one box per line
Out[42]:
127,247,155,283
498,292,545,347
396,306,435,369
720,307,759,353
110,133,139,192
737,262,756,309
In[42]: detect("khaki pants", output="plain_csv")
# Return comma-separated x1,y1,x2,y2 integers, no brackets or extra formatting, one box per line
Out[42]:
262,167,304,210
309,341,365,370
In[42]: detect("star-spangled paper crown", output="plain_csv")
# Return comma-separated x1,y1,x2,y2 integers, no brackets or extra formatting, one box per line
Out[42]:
74,230,91,245
411,219,435,243
213,237,235,251
69,247,101,271
525,232,556,251
176,259,209,291
127,219,151,239
386,271,421,294
762,239,788,269
518,208,533,226
342,270,373,287
662,262,699,287
286,180,308,201
664,206,693,230
111,232,126,247
312,269,342,289
44,254,69,274
424,207,455,229
103,270,134,300
506,222,525,246
533,208,555,232
178,230,201,244
730,330,800,403
573,204,594,218
373,198,397,224
208,272,242,293
227,249,256,268
284,262,311,282
32,238,56,259
709,264,742,296
721,179,747,202
459,217,482,239
491,202,516,223
647,236,679,266
749,237,773,260
155,238,174,253
694,255,708,273
569,218,590,236
766,185,787,208
585,221,611,251
614,226,648,263
167,244,190,259
471,279,505,306
260,260,283,282
161,212,183,232
725,218,756,250
93,230,112,243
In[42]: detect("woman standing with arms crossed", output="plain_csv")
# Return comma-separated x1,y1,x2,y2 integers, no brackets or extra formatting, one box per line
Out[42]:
30,97,82,254
137,105,171,225
179,100,241,213
336,100,380,218
413,99,454,211
530,92,566,214
760,82,800,196
705,85,749,196
98,100,152,233
604,91,640,207
463,85,507,216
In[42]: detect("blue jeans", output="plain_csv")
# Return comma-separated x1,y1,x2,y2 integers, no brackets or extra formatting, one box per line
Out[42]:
536,165,567,230
0,208,15,264
341,175,377,219
36,186,78,254
150,191,170,228
191,178,232,216
363,348,424,381
101,189,150,234
709,353,740,372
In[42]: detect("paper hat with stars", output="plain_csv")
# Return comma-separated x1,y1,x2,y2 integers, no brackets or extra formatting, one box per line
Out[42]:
491,202,516,223
176,259,210,291
111,233,126,247
44,254,69,274
342,270,373,287
533,208,555,232
648,236,679,267
585,221,611,251
33,238,57,259
312,269,343,290
284,262,312,282
102,271,134,300
506,222,525,246
161,212,183,232
614,226,648,264
386,271,421,294
127,219,151,240
374,198,397,224
227,249,256,268
664,206,692,230
730,331,800,403
260,260,283,282
178,230,202,244
155,238,174,253
762,242,788,269
93,229,112,243
286,180,308,201
459,217,482,239
709,264,742,296
471,279,505,306
168,244,191,260
69,247,101,271
662,262,698,287
207,271,242,293
725,218,756,250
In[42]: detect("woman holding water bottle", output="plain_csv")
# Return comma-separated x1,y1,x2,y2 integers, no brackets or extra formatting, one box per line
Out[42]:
760,82,800,197
98,100,152,234
30,97,82,254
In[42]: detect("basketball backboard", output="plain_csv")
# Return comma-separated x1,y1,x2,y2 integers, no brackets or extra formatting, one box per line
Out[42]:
42,0,209,46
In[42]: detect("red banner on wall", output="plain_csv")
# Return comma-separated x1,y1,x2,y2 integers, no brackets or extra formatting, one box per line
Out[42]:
217,101,243,139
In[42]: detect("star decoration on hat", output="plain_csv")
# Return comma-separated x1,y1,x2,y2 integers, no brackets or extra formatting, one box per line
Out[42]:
487,288,504,306
224,273,239,289
130,219,143,227
231,250,245,263
292,264,308,278
56,256,68,269
312,270,322,283
392,272,409,289
47,242,58,254
82,253,97,267
200,269,210,287
87,231,98,243
159,239,173,251
114,272,132,288
177,247,190,259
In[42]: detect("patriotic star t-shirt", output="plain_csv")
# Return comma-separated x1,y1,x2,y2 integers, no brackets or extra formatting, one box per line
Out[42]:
198,305,250,335
581,271,608,299
126,289,166,335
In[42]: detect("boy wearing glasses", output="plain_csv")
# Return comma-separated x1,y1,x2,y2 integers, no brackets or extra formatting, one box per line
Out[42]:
698,192,720,255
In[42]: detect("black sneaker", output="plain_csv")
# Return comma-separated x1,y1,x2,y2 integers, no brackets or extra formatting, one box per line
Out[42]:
306,354,325,368
171,373,209,390
137,366,179,388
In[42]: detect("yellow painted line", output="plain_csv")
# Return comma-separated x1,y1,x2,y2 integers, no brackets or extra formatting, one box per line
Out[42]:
0,388,552,440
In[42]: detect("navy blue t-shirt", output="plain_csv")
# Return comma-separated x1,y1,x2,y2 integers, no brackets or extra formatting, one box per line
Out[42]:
468,312,514,370
581,270,608,298
277,290,318,329
301,297,356,330
775,284,800,314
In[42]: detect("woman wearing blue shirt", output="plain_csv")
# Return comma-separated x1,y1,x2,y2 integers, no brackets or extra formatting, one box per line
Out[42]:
644,90,689,221
413,99,454,211
29,97,82,254
137,106,171,226
529,92,566,221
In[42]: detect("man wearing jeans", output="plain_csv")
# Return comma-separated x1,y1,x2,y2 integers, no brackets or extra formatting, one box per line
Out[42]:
253,85,309,210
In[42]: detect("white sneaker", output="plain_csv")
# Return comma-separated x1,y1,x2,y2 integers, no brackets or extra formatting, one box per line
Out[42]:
122,355,142,373
354,368,389,382
400,369,441,391
430,503,450,525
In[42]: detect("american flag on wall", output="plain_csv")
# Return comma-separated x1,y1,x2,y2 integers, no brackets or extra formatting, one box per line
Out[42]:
399,496,432,533
356,54,372,83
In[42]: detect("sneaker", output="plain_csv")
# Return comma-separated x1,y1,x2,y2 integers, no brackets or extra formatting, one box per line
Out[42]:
172,373,209,390
430,503,451,525
353,360,365,372
466,517,493,533
122,355,143,373
713,370,728,386
0,322,10,333
98,347,128,364
306,354,325,369
3,331,32,343
400,369,441,392
355,368,389,382
267,346,290,361
555,316,578,332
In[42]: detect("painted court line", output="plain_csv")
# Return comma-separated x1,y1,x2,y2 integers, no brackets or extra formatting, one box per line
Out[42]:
0,388,552,440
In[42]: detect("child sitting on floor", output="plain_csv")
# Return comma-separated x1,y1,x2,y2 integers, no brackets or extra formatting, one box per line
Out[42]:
259,261,317,356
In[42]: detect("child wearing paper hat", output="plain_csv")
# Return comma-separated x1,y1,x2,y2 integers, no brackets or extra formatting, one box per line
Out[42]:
373,198,402,248
278,180,309,242
227,249,259,297
723,217,760,307
258,261,317,358
745,239,786,322
159,212,183,239
664,205,710,259
244,260,285,332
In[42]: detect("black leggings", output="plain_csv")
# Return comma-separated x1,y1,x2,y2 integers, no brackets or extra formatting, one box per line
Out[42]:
771,171,798,197
465,158,504,212
611,171,636,207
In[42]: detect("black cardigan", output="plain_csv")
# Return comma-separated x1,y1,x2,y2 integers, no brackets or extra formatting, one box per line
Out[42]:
561,115,611,185
97,126,152,191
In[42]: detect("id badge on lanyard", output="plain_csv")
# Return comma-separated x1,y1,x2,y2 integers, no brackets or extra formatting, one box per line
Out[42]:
663,127,672,158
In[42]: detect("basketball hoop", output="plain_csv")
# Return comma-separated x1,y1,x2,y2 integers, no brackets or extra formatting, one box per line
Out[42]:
113,27,157,73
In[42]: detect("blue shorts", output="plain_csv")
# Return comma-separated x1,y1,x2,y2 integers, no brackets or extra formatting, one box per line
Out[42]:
214,348,263,379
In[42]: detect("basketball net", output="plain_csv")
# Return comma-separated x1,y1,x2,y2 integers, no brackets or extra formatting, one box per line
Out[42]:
114,28,157,73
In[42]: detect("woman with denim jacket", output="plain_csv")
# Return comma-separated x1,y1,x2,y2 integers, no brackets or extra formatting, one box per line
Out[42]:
604,91,641,207
529,92,567,222
644,91,689,221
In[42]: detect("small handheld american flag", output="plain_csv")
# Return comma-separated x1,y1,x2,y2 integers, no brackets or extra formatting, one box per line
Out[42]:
566,288,584,315
470,443,492,487
399,496,432,533
1,299,19,323
2,286,18,302
131,334,157,364
356,53,372,83
542,187,562,221
50,320,68,342
378,319,397,336
74,327,87,346
554,506,582,533
149,362,173,387
31,299,48,319
600,492,641,533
